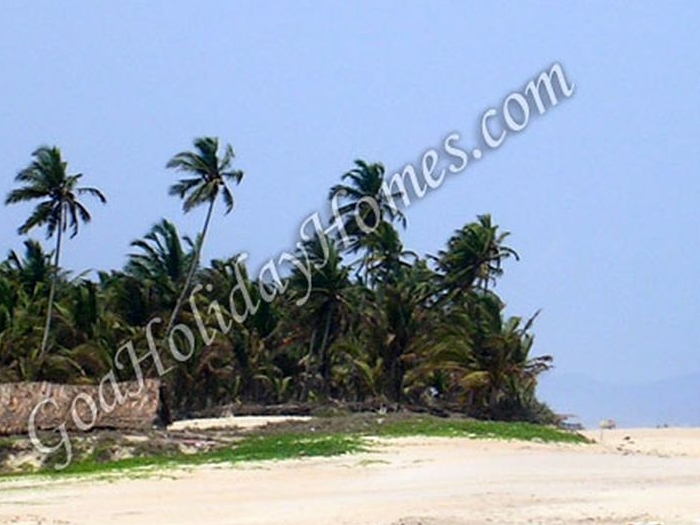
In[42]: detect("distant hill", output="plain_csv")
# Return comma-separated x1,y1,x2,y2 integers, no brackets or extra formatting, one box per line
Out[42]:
537,372,700,429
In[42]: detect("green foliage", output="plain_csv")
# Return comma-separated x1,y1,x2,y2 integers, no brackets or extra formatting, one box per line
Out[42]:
164,137,244,338
5,146,106,238
1,149,556,425
438,214,518,293
4,146,106,359
167,137,243,215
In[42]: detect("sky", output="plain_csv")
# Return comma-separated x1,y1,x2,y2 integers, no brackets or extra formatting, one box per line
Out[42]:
1,2,698,417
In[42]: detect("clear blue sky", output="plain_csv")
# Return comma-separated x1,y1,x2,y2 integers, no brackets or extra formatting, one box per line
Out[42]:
1,2,698,395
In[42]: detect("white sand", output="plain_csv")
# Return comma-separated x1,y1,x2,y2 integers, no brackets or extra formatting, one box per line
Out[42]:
1,427,699,525
167,415,312,432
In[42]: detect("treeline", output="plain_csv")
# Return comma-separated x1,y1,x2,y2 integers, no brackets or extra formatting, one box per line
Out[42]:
0,138,556,423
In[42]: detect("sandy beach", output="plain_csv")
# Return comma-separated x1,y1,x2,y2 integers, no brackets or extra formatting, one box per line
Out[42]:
1,427,699,525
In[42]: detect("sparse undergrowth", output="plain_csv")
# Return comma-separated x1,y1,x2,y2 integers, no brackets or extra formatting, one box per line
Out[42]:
0,414,587,478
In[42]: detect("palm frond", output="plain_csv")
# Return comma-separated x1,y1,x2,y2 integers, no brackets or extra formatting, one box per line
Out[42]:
168,177,203,198
17,201,55,236
76,186,107,204
220,184,234,214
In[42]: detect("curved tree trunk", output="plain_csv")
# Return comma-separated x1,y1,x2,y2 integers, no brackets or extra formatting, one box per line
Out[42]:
38,208,64,359
165,198,216,338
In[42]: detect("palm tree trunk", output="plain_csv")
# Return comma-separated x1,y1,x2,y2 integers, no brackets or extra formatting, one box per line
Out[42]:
488,387,499,413
300,328,317,402
319,308,334,397
166,198,216,338
39,209,64,359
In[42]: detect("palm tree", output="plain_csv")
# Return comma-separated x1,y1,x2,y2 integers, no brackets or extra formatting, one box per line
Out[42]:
362,221,417,286
288,233,353,399
201,256,284,403
469,307,552,417
126,219,196,309
329,160,406,257
2,240,53,296
5,146,106,358
370,259,436,401
438,214,519,295
165,137,244,336
423,292,552,417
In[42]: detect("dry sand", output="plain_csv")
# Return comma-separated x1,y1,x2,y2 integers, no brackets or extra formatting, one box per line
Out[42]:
1,427,699,525
167,415,313,432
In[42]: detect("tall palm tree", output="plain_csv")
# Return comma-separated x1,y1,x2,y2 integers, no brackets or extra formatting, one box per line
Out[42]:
165,137,244,336
329,160,406,257
5,146,106,358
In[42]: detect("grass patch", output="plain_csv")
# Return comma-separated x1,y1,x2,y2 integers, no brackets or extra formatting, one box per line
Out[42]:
23,433,365,478
373,418,589,443
0,414,587,478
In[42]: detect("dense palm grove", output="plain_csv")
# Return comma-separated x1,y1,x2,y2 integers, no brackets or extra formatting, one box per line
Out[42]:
0,138,556,423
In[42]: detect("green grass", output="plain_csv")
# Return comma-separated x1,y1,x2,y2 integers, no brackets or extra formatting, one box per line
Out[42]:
0,416,587,479
27,433,365,478
373,418,589,444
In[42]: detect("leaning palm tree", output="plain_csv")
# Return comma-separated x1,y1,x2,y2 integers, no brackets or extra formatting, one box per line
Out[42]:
438,214,519,295
165,137,244,336
4,146,106,358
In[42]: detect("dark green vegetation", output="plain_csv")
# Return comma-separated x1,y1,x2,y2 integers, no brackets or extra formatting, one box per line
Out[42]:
0,415,587,477
1,138,556,424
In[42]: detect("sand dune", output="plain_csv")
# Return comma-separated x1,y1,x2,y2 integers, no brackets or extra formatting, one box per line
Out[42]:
1,428,699,525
